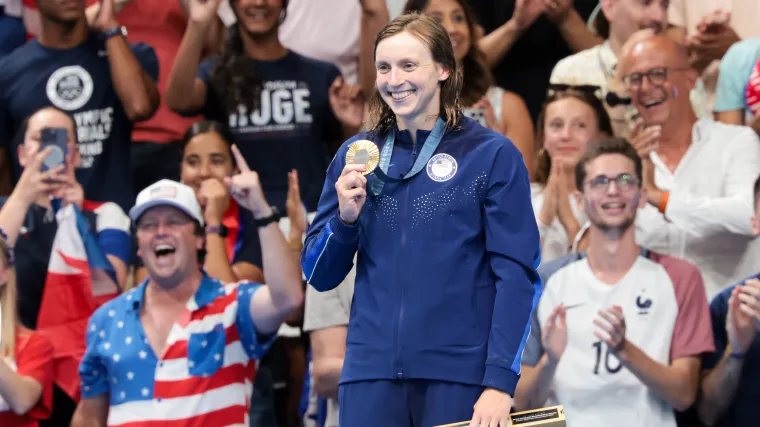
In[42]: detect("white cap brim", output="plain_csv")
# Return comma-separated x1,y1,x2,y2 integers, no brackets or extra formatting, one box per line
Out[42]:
129,199,205,227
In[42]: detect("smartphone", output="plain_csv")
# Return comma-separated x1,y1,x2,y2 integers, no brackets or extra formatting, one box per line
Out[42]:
39,127,68,172
463,107,487,127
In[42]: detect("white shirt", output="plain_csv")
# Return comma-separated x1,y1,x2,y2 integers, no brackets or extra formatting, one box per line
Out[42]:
635,119,760,300
535,254,713,427
531,183,587,263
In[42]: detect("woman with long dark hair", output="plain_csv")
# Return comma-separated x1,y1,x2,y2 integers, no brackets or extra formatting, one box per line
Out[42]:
405,0,536,174
303,13,540,427
166,0,364,217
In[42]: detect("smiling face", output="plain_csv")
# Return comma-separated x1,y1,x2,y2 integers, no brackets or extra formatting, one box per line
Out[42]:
422,0,471,61
620,36,696,127
578,153,646,234
375,31,450,129
234,0,283,38
180,131,235,206
136,206,203,289
543,97,602,167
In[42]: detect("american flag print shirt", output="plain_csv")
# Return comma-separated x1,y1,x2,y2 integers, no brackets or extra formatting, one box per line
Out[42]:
78,274,275,427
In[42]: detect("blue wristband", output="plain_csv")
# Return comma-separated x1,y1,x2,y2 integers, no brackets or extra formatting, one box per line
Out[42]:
730,352,745,360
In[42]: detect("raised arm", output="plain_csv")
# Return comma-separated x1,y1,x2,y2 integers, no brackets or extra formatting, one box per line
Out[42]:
224,145,303,336
301,141,365,292
165,0,220,114
91,0,159,121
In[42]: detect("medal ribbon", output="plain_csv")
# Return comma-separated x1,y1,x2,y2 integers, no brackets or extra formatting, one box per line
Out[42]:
370,117,447,196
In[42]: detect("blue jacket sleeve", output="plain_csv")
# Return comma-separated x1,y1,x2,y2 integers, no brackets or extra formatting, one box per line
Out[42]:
301,140,361,292
481,140,542,396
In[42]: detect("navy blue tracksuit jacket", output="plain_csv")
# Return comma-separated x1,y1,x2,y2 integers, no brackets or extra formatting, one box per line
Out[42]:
302,116,542,401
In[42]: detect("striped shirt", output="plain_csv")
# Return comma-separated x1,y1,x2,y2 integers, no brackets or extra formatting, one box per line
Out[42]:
79,274,274,426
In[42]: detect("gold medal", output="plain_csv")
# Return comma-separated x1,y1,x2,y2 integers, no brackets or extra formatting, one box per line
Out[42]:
345,140,380,175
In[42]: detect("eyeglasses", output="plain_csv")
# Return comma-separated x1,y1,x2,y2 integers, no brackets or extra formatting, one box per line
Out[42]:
622,67,688,89
585,173,639,192
547,84,601,97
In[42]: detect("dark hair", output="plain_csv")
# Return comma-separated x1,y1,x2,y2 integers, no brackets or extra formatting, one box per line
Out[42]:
534,88,614,185
403,0,492,106
753,174,760,208
365,12,464,135
181,120,237,167
209,0,289,114
15,106,77,146
575,137,642,191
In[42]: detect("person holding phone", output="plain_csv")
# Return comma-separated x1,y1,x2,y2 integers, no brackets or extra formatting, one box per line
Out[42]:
0,106,131,427
302,13,540,427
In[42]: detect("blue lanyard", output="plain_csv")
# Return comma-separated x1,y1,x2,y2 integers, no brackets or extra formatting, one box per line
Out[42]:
370,117,447,196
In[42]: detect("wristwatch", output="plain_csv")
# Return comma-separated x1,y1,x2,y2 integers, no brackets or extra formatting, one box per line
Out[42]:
103,26,128,40
205,224,228,237
254,206,281,228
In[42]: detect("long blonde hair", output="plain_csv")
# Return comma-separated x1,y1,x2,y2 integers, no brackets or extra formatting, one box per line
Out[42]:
365,12,464,136
0,237,17,359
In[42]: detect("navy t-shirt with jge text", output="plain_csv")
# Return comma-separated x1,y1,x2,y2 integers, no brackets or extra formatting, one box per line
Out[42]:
197,51,344,213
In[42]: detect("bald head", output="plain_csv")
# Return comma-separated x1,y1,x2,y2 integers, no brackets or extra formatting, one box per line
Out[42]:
619,32,690,75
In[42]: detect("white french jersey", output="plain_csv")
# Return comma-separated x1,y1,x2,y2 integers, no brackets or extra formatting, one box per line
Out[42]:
523,250,714,427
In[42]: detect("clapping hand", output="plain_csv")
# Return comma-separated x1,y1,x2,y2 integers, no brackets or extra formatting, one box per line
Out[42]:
593,305,627,354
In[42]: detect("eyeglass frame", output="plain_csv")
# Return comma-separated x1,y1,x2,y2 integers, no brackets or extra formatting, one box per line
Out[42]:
583,173,640,193
621,66,690,89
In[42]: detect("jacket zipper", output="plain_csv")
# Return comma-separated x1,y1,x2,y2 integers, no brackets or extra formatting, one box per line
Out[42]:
395,143,416,379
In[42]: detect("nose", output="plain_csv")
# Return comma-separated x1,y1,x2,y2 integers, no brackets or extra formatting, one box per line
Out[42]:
560,125,573,140
442,17,456,36
155,221,171,236
388,68,404,87
198,160,211,180
646,3,667,28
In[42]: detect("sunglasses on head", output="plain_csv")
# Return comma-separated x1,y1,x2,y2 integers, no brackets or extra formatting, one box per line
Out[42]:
547,84,601,97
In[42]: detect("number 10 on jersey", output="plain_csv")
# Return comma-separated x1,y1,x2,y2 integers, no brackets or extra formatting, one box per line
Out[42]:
592,341,623,375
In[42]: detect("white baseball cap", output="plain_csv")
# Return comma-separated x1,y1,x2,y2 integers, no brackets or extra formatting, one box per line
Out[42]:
129,179,204,226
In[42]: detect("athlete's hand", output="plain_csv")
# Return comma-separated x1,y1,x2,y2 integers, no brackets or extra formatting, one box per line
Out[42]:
188,0,223,25
470,388,512,427
542,304,568,364
593,305,627,354
335,164,368,225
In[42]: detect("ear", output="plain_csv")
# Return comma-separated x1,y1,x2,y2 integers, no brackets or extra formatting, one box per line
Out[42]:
752,215,760,236
573,190,586,214
0,268,8,286
683,68,698,92
196,235,205,253
600,0,614,23
438,64,451,82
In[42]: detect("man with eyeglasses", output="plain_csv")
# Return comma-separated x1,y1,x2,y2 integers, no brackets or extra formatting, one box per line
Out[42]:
617,32,760,302
513,137,714,427
548,0,709,138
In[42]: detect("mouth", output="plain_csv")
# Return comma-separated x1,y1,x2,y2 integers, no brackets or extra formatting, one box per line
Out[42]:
641,97,666,110
641,23,663,34
153,243,177,259
241,8,272,23
388,90,415,102
601,202,626,215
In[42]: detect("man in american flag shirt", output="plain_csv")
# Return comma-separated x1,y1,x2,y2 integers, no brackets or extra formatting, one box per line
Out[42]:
70,146,304,426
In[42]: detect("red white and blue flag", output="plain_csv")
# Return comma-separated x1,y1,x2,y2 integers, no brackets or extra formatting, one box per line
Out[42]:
37,201,128,402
